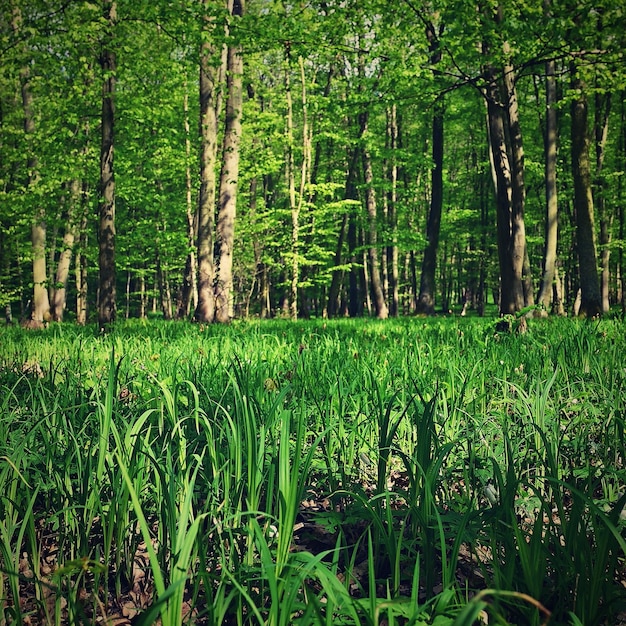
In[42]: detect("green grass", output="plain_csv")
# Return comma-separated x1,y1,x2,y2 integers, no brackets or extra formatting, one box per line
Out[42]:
0,316,625,625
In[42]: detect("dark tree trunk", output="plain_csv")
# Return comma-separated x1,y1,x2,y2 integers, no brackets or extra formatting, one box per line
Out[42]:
215,0,245,323
417,96,444,314
570,67,602,317
347,213,361,317
486,79,524,315
359,112,388,319
98,0,117,328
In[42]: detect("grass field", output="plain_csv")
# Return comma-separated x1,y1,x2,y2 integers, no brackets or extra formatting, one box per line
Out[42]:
0,316,625,625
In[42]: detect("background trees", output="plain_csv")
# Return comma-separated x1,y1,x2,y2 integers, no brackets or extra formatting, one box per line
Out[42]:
0,0,624,322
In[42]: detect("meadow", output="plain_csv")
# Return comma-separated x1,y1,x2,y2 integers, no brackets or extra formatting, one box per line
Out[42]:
0,316,625,625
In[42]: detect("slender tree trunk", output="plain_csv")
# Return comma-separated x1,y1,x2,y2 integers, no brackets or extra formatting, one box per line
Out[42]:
502,58,532,308
12,6,50,325
50,179,81,321
570,66,601,317
98,0,117,327
483,4,529,316
486,77,522,314
156,249,172,320
326,213,348,318
177,88,198,319
75,208,88,325
485,63,525,315
360,112,388,319
328,147,359,317
417,96,444,314
139,272,146,319
417,21,444,315
617,91,626,319
195,0,220,323
538,56,559,312
284,47,299,320
387,105,399,317
214,0,244,323
347,213,360,317
594,92,612,313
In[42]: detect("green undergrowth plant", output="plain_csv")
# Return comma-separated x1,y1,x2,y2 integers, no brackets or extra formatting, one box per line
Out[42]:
0,316,624,625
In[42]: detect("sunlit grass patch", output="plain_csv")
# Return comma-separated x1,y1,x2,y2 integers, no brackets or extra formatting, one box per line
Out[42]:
0,317,624,624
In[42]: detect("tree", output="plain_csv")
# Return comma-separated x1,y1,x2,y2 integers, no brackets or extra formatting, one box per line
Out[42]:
416,16,444,315
11,3,50,326
194,0,222,323
537,49,561,313
215,0,245,323
570,63,601,317
98,0,117,327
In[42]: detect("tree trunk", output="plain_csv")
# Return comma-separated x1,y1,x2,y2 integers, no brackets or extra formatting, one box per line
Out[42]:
75,208,88,325
417,21,444,315
617,91,626,319
214,0,244,323
502,58,532,308
570,66,602,317
284,47,299,320
156,249,172,320
594,92,612,313
387,105,399,317
360,112,388,319
194,0,220,323
537,57,559,312
347,213,360,317
177,88,198,319
98,0,117,328
12,6,50,325
51,179,81,321
326,212,349,318
417,96,444,314
485,63,525,315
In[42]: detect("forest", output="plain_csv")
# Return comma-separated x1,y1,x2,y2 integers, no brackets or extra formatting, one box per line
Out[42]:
1,0,625,327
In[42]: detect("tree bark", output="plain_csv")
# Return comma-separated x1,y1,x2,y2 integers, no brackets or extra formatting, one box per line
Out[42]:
570,66,602,317
75,207,88,325
417,21,444,315
98,0,117,327
347,211,361,317
537,56,559,312
502,58,532,308
359,112,388,319
594,92,612,313
195,0,220,323
417,96,444,314
387,105,399,317
328,147,359,317
12,5,50,325
485,71,523,314
50,179,81,321
215,0,244,323
176,88,198,319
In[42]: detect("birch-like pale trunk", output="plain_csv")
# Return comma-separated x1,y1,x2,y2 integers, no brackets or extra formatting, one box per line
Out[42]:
50,179,81,321
195,0,221,323
215,0,245,323
538,56,559,312
177,87,198,318
12,5,50,325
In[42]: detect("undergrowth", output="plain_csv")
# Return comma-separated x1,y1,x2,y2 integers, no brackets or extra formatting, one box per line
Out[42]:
0,316,624,625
